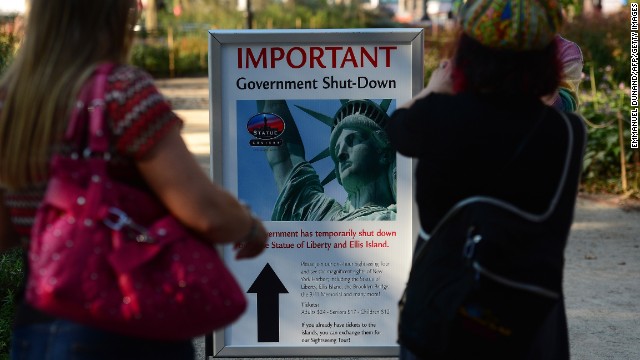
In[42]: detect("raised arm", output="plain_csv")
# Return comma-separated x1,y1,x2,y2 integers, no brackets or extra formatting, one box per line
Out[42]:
397,60,453,110
257,100,307,192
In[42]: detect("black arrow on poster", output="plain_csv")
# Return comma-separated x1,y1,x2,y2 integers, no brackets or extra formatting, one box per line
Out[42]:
248,263,289,342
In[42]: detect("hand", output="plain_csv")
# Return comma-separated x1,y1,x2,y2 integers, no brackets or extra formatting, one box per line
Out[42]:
541,91,559,106
233,218,268,259
424,60,454,94
398,60,454,110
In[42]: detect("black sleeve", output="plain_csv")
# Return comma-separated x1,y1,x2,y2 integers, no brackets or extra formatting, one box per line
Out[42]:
386,94,444,157
386,108,418,156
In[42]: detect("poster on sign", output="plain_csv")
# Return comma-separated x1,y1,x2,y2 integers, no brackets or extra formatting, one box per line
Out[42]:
208,29,423,357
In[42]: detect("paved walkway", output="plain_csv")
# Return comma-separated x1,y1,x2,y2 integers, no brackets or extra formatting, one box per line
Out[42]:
157,77,640,360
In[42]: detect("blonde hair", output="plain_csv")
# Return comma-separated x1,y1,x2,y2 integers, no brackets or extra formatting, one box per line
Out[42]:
0,0,137,189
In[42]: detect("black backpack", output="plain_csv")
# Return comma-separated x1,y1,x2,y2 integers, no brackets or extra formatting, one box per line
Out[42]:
398,110,583,359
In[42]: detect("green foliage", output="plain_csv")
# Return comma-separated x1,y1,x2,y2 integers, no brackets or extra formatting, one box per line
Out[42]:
131,37,207,77
559,0,584,17
131,0,401,77
0,248,24,357
174,35,209,76
563,8,631,85
565,8,639,196
158,2,244,30
131,42,171,78
0,33,16,75
131,32,210,78
252,2,392,29
578,68,639,195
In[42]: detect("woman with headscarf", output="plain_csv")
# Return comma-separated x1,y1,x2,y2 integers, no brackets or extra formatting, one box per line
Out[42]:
388,0,586,358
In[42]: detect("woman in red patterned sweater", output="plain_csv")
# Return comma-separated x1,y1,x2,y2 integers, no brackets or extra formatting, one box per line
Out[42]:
0,1,267,359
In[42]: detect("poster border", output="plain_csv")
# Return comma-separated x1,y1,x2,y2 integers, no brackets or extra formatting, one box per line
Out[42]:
207,28,424,358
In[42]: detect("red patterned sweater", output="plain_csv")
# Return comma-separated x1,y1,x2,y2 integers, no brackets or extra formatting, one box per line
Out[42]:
2,65,183,239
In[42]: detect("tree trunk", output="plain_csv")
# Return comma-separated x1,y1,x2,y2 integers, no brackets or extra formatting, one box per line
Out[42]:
146,0,158,33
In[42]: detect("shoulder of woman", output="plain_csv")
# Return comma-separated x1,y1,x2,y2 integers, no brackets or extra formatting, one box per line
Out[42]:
104,65,182,158
544,107,587,143
108,64,155,87
562,111,587,136
105,64,165,108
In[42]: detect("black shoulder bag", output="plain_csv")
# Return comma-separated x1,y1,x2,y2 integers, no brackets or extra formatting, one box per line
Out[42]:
398,110,576,359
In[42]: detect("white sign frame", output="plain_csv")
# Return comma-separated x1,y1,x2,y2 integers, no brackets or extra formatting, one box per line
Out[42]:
208,28,423,357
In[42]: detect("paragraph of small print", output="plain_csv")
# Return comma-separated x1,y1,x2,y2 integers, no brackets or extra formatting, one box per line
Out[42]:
632,2,639,149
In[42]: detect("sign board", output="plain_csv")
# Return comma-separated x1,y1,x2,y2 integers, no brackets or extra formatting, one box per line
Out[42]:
208,28,423,357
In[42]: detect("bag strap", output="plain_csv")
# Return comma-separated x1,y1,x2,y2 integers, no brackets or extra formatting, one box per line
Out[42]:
415,108,575,261
64,63,114,153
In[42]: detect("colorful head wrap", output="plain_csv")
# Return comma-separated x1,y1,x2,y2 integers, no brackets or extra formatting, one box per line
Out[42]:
459,0,563,50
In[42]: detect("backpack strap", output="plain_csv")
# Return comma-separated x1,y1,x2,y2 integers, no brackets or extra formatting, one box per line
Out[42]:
415,108,575,260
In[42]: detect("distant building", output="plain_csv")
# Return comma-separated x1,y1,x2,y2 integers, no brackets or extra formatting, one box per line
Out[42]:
0,0,26,15
367,0,453,23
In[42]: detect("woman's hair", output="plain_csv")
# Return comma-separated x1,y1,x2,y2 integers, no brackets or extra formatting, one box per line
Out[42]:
451,33,561,97
0,0,138,189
